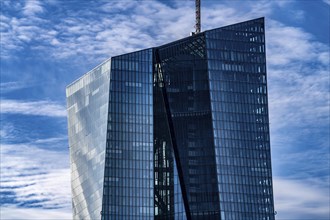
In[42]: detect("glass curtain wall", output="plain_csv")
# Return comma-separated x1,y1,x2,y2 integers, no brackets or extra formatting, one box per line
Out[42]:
206,18,275,220
66,60,111,219
101,49,154,220
156,34,221,219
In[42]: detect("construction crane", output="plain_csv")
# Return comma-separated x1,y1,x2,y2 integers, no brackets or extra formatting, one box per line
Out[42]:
195,0,201,33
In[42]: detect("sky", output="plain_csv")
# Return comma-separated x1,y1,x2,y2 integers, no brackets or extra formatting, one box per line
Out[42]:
0,0,329,219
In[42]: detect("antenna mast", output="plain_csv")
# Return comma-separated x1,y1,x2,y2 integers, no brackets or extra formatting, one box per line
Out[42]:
195,0,201,33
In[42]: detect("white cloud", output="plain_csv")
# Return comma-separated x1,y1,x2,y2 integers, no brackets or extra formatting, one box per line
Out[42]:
323,0,330,6
265,19,330,142
0,0,293,63
0,0,326,64
45,1,196,61
0,143,71,211
0,14,50,58
0,123,16,140
0,99,66,117
291,9,305,21
273,177,330,219
266,20,329,66
0,81,32,93
0,1,191,62
22,0,44,17
34,136,67,144
99,1,137,13
0,206,71,220
263,16,329,220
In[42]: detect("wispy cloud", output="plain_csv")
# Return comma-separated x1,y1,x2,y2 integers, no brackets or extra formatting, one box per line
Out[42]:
323,0,330,6
291,9,305,21
0,81,33,94
273,177,330,219
33,136,67,144
0,0,51,59
22,0,44,17
264,17,329,220
0,99,66,117
0,0,264,61
266,20,329,66
0,142,71,211
0,206,71,220
265,19,330,149
45,1,196,61
0,123,16,140
1,0,309,64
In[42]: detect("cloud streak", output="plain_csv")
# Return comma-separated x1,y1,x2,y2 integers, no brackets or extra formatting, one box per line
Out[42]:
0,142,71,214
0,99,66,117
273,177,330,219
22,0,44,17
264,16,329,220
0,81,33,94
0,206,71,220
0,0,279,62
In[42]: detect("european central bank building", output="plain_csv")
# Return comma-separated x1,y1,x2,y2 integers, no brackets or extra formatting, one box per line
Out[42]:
66,18,275,220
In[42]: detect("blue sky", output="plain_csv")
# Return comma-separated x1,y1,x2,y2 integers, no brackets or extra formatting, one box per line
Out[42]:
0,0,329,219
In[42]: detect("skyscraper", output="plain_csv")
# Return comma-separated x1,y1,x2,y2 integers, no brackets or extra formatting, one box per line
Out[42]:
66,17,275,220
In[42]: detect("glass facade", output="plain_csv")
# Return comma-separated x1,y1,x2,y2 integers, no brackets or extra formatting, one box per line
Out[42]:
101,49,154,220
154,34,220,219
67,17,274,220
205,18,274,220
66,60,111,219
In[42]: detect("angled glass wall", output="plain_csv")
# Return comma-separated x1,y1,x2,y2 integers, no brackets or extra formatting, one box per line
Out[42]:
154,17,275,220
205,18,275,220
153,82,175,219
153,62,187,220
101,49,154,220
156,34,221,219
66,60,111,219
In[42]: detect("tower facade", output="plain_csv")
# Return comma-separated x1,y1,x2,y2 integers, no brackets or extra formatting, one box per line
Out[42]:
66,17,275,220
